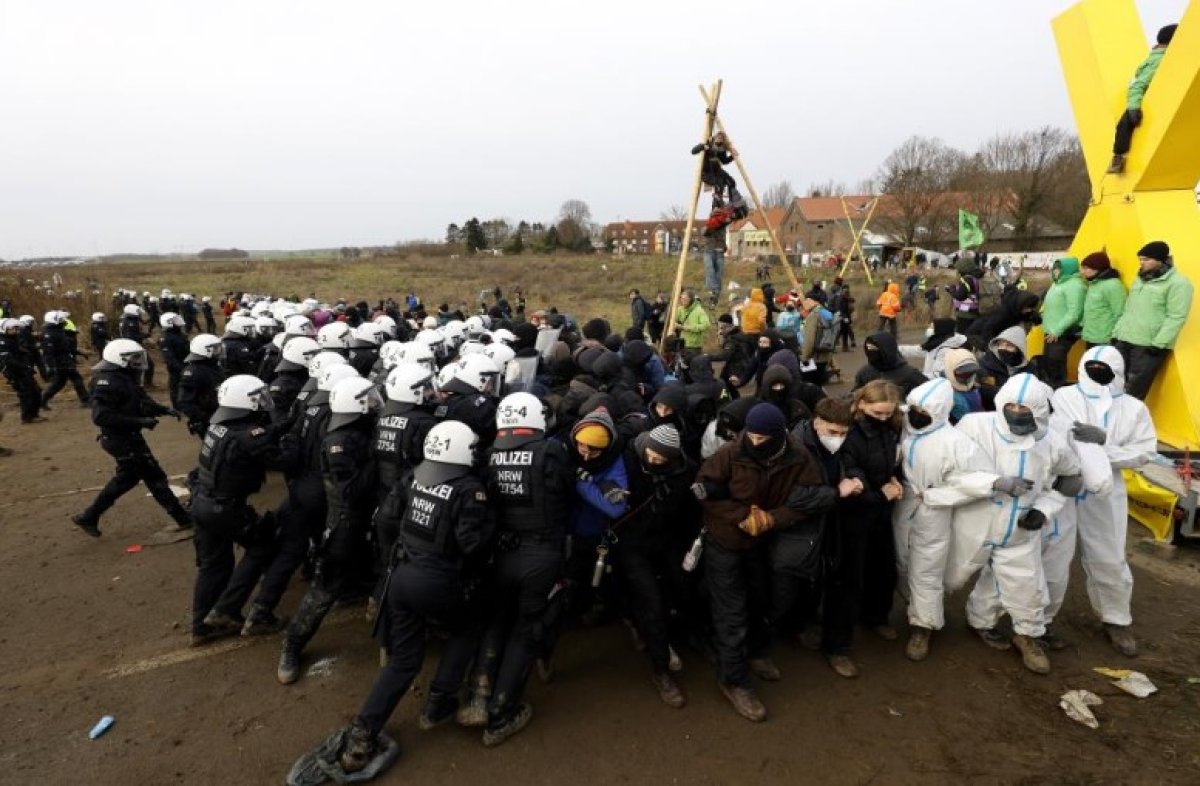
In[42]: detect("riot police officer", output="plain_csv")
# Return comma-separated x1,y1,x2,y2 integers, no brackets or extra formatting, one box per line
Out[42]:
17,314,49,381
267,336,318,422
287,350,346,429
1,318,44,423
90,312,110,355
221,314,259,377
178,334,225,438
278,375,380,684
477,392,574,745
72,339,191,537
375,363,438,501
315,420,494,776
435,355,501,447
159,312,190,408
253,315,282,382
40,310,90,408
119,303,155,387
189,375,284,645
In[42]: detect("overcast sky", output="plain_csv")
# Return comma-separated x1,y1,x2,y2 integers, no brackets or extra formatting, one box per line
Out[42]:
0,0,1187,259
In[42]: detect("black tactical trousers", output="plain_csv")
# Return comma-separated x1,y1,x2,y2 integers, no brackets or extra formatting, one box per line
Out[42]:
615,544,673,673
822,512,896,655
190,493,278,631
252,477,325,614
704,541,770,688
41,369,89,405
79,433,189,527
5,372,42,420
284,511,370,650
356,559,478,737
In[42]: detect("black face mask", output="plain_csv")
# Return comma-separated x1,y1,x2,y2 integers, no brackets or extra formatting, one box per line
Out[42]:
865,348,884,367
996,348,1024,368
742,432,784,462
1084,362,1116,386
1003,409,1038,436
907,409,933,429
767,384,789,402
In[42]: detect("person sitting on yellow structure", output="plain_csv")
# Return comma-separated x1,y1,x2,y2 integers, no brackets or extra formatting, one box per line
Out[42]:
1107,23,1176,174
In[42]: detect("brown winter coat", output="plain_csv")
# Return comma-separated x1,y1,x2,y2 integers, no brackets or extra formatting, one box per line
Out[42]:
697,435,826,551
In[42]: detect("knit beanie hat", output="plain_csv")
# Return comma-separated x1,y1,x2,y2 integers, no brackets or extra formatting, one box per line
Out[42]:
1158,24,1177,45
574,423,611,448
1137,241,1170,263
1081,250,1112,272
583,317,610,342
744,402,786,437
643,424,683,461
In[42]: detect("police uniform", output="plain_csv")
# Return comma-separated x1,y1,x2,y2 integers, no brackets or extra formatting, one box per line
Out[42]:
159,327,190,408
266,368,307,425
119,314,155,386
90,322,110,355
0,331,43,421
482,432,573,728
190,417,283,634
74,362,191,531
437,393,498,447
374,400,436,500
177,357,223,437
348,344,379,378
221,334,259,377
256,342,281,383
40,323,90,406
354,467,494,737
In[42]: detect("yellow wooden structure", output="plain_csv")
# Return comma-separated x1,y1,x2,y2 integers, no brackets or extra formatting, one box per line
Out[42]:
1052,0,1200,450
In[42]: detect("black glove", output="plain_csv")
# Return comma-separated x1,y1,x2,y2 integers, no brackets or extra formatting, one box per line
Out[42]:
1127,108,1143,125
690,482,708,500
575,467,593,483
1071,421,1107,445
138,417,159,430
599,481,627,505
1017,509,1047,531
1053,474,1084,497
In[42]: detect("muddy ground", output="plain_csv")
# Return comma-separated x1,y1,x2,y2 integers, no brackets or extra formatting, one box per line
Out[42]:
1,342,1199,786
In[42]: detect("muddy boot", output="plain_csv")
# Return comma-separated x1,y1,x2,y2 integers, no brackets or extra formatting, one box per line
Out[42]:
905,626,931,662
1012,634,1050,674
482,703,533,748
242,606,284,637
1038,625,1070,651
652,672,686,708
71,512,101,538
456,679,490,728
826,654,859,679
749,657,781,682
418,691,459,731
1106,154,1126,174
974,627,1012,651
277,641,302,685
191,611,243,646
719,682,766,722
1104,624,1138,657
338,723,377,774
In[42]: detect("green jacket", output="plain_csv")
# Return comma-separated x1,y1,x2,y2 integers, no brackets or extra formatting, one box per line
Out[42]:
1128,47,1165,110
1081,269,1127,345
1113,265,1194,348
675,300,711,350
1042,257,1086,338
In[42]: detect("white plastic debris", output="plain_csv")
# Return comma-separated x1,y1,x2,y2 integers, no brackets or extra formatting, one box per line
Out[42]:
1059,690,1103,729
1112,671,1157,698
306,656,339,678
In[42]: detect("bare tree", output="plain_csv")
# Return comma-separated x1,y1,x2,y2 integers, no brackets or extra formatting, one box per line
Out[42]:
874,136,963,246
807,179,847,198
762,180,796,209
660,204,689,223
558,199,592,227
975,127,1084,246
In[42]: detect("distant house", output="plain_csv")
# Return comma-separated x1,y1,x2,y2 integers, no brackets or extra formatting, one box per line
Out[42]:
726,208,788,259
605,220,687,255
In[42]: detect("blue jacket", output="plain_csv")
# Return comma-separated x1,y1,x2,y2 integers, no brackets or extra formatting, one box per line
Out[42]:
571,456,629,538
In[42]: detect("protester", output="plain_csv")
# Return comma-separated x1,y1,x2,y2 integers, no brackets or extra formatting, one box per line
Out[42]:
1111,240,1194,399
1041,257,1086,388
1080,251,1126,348
1107,24,1176,174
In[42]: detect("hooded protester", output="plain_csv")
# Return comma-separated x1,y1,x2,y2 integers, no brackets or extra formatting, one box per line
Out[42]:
649,384,698,457
968,288,1041,347
757,365,810,429
899,317,968,379
943,348,984,424
712,314,756,398
700,396,758,460
1040,256,1087,388
1080,251,1127,348
620,335,665,400
741,289,768,336
1111,240,1194,399
684,354,724,406
765,350,826,414
852,332,928,396
568,407,629,619
694,402,826,722
892,379,997,662
979,326,1044,411
953,374,1081,674
1047,346,1157,656
747,330,785,390
592,350,645,416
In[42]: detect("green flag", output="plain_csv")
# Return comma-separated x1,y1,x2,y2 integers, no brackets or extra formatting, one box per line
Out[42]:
959,209,985,249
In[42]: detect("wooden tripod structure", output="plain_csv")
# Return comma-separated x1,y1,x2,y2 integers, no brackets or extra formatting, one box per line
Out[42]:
662,81,799,349
837,195,879,285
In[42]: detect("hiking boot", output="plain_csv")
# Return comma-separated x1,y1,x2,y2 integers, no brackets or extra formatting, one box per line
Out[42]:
652,672,686,708
1038,626,1070,651
191,611,243,646
418,692,459,731
667,645,683,673
1106,154,1126,174
277,642,301,685
338,723,377,774
242,607,284,637
827,654,859,679
871,624,899,641
797,627,822,652
456,691,489,728
71,513,101,538
749,657,781,682
975,627,1012,651
1104,624,1139,657
719,682,766,722
905,626,931,662
1012,634,1050,674
482,703,533,747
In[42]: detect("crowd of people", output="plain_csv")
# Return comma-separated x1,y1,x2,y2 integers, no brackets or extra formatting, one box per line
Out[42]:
0,238,1191,783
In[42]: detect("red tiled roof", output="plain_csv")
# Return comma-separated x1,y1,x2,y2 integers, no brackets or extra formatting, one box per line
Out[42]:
729,208,787,232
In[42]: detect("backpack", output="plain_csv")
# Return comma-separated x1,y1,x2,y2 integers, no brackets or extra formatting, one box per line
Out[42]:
814,311,838,353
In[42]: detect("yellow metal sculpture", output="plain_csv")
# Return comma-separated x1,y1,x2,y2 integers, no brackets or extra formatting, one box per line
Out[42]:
1052,0,1199,449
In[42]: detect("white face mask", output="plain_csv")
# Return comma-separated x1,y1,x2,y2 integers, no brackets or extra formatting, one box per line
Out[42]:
819,434,846,454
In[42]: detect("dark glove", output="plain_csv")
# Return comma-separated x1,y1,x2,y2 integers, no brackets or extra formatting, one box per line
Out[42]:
1127,108,1143,125
599,481,627,505
690,482,708,500
1053,474,1084,497
993,476,1034,497
138,417,159,430
693,481,730,501
575,467,593,483
1071,421,1106,445
1017,509,1047,531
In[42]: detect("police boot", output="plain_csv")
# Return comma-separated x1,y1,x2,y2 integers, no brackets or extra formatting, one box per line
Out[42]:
418,691,459,731
192,612,244,647
242,605,285,637
337,723,378,774
482,703,533,748
456,677,490,728
71,512,101,538
278,641,302,685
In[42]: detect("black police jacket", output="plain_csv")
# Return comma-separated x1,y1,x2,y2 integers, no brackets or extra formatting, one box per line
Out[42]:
374,401,436,498
89,364,170,435
178,359,222,428
160,328,189,373
195,417,283,502
486,435,573,535
376,470,494,564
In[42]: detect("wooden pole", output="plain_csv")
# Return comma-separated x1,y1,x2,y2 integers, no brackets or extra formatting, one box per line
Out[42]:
838,196,878,285
661,80,722,352
698,84,800,292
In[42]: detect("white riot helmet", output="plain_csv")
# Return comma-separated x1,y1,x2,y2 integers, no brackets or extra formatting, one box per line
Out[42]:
415,328,445,357
458,341,486,357
91,312,106,323
255,315,281,338
443,354,500,396
187,333,224,361
372,314,397,338
1,318,21,333
277,336,319,372
441,320,467,350
102,338,148,370
159,312,184,329
422,315,438,330
328,376,384,432
496,392,546,433
398,341,436,375
43,310,66,326
212,374,274,425
302,298,320,312
483,342,515,373
464,315,488,339
18,314,35,327
201,295,212,304
490,328,517,346
271,332,287,350
385,363,436,406
353,322,389,348
317,321,352,351
307,350,347,379
378,340,406,371
122,304,141,318
225,314,257,338
284,314,316,338
160,288,172,299
318,363,359,392
415,420,479,486
250,301,271,318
